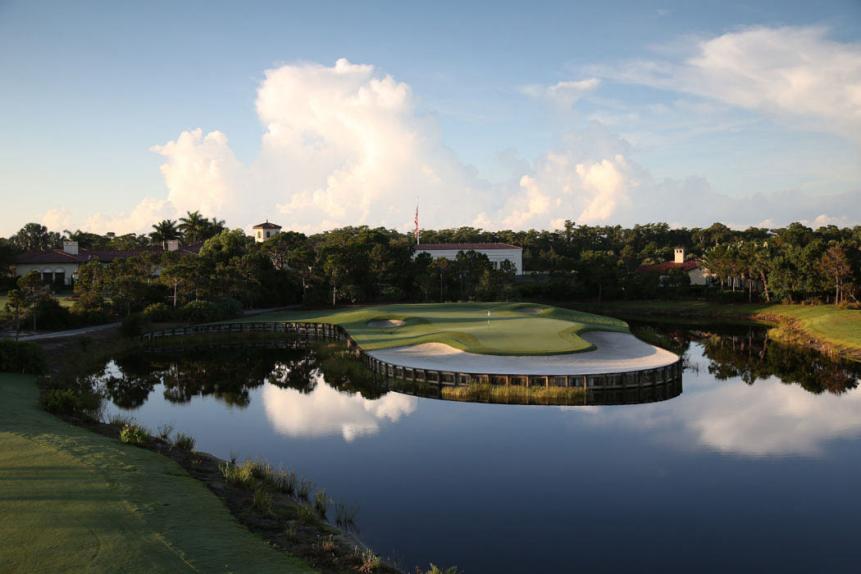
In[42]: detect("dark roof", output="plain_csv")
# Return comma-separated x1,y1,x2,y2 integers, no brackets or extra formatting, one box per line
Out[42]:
637,260,701,273
14,243,203,265
253,222,282,229
415,242,521,251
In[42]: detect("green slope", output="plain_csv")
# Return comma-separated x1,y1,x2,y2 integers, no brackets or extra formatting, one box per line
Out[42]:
0,373,315,574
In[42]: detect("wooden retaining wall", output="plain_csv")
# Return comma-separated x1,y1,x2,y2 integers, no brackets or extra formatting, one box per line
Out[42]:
141,321,683,390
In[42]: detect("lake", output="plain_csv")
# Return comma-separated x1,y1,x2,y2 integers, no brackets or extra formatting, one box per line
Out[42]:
93,325,861,573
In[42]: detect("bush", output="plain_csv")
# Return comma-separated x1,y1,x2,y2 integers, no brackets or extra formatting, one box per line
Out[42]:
119,423,149,446
214,297,243,319
0,340,46,374
120,313,146,337
40,388,100,417
142,302,175,322
180,301,220,323
33,297,73,330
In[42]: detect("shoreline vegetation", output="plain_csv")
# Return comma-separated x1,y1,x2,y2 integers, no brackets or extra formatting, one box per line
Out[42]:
567,300,861,361
8,331,414,574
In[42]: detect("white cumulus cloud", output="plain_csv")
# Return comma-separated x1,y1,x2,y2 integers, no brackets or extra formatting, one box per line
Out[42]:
597,26,861,139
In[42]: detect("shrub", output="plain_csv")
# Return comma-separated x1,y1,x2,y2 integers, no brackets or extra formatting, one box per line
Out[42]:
40,388,99,418
297,504,317,525
425,565,459,574
180,301,220,323
173,433,195,452
120,313,146,337
33,297,73,330
119,423,149,446
0,340,46,374
142,302,175,322
219,460,256,489
214,297,243,319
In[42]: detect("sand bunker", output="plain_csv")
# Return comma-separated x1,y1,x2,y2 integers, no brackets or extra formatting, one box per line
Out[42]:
367,319,405,329
518,306,546,315
367,332,678,375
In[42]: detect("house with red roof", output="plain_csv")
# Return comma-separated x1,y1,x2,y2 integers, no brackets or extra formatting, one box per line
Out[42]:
13,240,201,288
636,248,713,286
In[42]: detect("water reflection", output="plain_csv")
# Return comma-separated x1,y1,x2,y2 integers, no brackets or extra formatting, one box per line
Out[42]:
92,326,861,572
261,377,416,441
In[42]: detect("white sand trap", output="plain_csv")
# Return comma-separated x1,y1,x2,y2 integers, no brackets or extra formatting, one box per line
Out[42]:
367,319,405,328
367,331,678,375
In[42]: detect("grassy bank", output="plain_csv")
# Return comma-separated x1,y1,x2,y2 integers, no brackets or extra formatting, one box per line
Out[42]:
248,302,628,355
0,373,314,574
568,301,861,360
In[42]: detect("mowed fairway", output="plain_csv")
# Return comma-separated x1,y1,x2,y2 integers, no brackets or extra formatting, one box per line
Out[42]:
0,374,314,574
251,303,629,355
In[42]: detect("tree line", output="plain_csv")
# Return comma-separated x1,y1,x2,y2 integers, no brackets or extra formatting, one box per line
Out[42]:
2,217,859,332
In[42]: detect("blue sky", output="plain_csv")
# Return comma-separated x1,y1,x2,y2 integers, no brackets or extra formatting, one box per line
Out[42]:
1,0,860,236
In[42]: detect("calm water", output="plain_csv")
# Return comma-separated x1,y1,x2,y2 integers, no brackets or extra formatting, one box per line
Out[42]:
94,326,861,573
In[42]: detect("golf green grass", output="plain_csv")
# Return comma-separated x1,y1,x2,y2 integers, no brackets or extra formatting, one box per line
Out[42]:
0,373,314,574
250,302,628,355
570,300,861,359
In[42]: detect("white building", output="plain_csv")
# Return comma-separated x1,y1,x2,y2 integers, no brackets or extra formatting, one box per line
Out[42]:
414,243,524,275
253,221,282,243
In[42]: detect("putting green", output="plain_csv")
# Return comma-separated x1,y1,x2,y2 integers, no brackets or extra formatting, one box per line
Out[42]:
251,302,628,355
0,373,314,574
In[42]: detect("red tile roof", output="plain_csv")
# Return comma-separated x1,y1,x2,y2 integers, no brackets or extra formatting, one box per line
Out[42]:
14,243,203,265
637,260,701,273
415,242,521,251
253,222,282,229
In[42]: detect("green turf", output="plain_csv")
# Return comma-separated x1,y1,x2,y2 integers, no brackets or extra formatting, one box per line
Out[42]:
0,293,75,321
569,300,861,358
248,302,628,355
0,373,315,574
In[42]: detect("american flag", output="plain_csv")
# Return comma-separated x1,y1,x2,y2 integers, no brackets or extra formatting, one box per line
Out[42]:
414,204,420,244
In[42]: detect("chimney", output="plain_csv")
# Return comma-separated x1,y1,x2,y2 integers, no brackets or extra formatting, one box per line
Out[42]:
63,241,79,255
674,247,685,264
166,239,181,252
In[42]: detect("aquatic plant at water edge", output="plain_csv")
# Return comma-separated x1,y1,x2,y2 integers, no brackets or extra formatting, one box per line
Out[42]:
298,479,313,500
173,433,195,452
335,501,359,530
357,547,381,573
314,489,329,517
252,487,273,515
119,423,149,446
156,424,174,441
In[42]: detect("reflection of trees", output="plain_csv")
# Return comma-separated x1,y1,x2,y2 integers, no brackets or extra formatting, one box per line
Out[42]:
696,329,860,395
88,345,391,411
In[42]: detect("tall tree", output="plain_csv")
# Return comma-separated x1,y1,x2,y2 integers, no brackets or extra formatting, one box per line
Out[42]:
820,245,852,305
150,219,180,249
11,223,61,251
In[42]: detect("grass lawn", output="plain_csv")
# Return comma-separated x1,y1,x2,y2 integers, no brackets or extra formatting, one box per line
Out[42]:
569,300,861,359
249,302,628,355
0,373,314,574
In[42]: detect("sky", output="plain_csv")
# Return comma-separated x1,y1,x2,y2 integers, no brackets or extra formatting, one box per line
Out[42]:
1,0,860,237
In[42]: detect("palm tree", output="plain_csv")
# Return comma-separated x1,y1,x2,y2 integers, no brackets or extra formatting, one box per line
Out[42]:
150,219,179,249
178,211,208,243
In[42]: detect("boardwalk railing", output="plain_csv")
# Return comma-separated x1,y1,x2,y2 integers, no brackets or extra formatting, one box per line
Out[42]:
141,321,683,390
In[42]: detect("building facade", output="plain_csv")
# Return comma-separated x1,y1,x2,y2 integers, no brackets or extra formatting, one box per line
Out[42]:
414,243,524,275
253,221,282,243
636,247,713,286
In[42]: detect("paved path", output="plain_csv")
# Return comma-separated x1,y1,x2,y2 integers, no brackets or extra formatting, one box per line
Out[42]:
3,322,120,341
367,331,679,375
